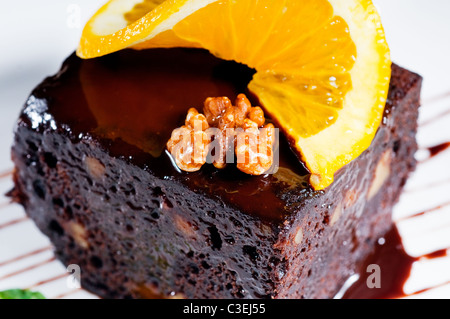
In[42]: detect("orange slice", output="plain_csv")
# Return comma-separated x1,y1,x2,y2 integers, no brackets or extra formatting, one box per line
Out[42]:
77,0,391,190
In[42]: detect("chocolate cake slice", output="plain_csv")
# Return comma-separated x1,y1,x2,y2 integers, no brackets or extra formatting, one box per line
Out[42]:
10,48,422,299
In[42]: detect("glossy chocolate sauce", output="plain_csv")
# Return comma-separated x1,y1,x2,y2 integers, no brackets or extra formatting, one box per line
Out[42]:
423,249,448,260
342,227,416,299
427,142,450,158
342,226,449,299
41,49,310,222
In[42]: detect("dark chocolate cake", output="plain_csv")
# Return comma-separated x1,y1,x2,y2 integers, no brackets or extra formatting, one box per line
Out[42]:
10,48,422,299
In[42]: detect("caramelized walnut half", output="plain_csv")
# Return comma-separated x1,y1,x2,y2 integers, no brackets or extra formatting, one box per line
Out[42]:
167,94,276,175
166,108,209,172
204,94,265,130
236,120,276,175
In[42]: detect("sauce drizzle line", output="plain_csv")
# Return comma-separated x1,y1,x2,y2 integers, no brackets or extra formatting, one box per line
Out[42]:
0,246,52,268
26,273,68,290
404,178,450,194
419,142,450,163
0,257,56,281
396,201,450,222
0,169,13,180
420,108,450,127
423,91,450,105
0,216,29,230
53,289,82,299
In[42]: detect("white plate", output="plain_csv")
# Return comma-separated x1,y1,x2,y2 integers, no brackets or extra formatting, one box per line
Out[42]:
0,0,449,299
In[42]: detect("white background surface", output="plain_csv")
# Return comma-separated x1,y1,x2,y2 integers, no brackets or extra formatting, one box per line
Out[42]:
0,0,449,299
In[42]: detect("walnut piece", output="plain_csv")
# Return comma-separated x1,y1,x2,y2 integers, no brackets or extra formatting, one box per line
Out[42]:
167,94,276,175
236,120,276,175
204,94,265,130
166,108,209,172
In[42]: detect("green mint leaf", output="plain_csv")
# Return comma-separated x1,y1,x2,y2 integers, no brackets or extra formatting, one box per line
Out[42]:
0,289,46,299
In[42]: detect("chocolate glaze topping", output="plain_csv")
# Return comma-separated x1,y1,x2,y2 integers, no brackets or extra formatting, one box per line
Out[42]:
32,48,310,221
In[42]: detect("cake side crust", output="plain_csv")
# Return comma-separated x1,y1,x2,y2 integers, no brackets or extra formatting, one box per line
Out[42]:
275,64,422,298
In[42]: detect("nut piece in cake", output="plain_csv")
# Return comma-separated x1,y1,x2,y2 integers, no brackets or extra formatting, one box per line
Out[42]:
167,94,276,175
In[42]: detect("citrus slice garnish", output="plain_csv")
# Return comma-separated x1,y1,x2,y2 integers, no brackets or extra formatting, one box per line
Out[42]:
77,0,391,190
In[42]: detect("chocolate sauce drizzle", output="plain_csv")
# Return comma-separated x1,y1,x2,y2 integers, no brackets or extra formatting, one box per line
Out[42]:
342,197,450,298
342,227,416,299
422,249,448,260
398,201,450,221
0,216,28,231
417,142,450,165
0,169,13,180
409,281,450,297
422,91,450,105
422,109,450,127
405,179,450,194
26,273,68,290
0,246,52,268
53,289,82,299
406,142,450,196
0,257,56,281
427,142,450,158
0,244,70,298
420,90,450,126
342,227,449,299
